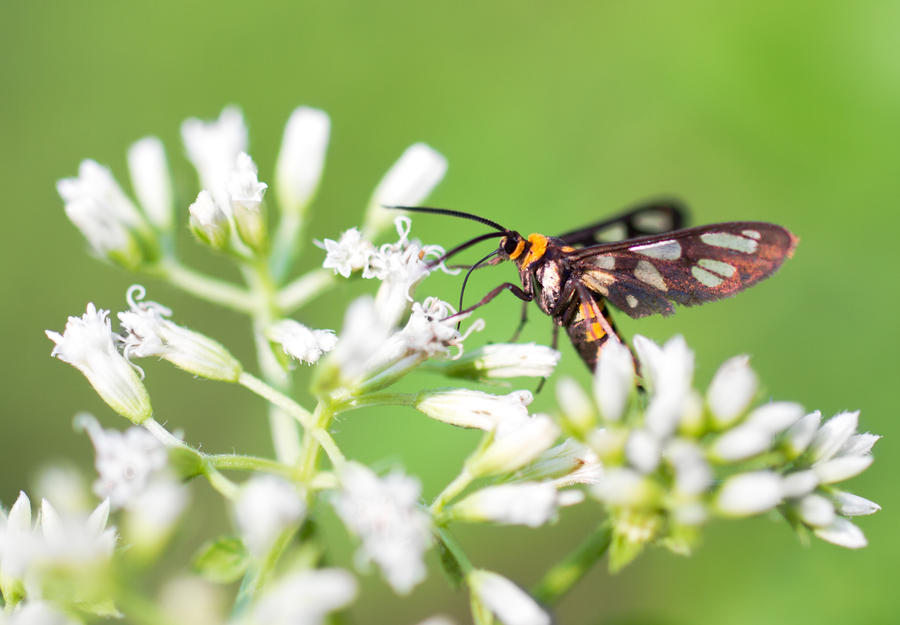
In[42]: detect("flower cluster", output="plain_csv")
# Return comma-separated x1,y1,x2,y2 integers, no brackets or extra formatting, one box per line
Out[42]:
29,105,882,625
556,336,880,569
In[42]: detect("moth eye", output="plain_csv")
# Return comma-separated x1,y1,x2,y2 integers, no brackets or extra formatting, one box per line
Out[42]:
503,237,519,255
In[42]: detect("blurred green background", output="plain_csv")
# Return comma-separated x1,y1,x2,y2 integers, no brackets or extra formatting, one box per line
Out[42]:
2,1,898,623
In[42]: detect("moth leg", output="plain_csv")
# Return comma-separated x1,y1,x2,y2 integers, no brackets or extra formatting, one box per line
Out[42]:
508,301,530,342
447,282,533,320
534,323,560,395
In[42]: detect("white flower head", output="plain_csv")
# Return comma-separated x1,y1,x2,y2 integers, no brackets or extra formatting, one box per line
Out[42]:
706,354,757,427
118,285,242,382
467,413,560,477
123,475,188,552
227,152,268,250
275,106,330,214
633,335,695,438
332,463,431,595
189,190,231,249
234,476,306,557
57,160,153,267
128,136,174,231
440,343,561,380
251,569,357,625
268,319,337,365
517,440,603,487
181,106,248,197
36,498,117,570
0,492,39,586
714,471,782,517
316,228,376,278
46,303,152,424
468,570,550,625
398,297,482,359
324,296,393,384
450,482,559,528
415,389,532,430
593,339,635,423
366,143,447,237
75,413,167,509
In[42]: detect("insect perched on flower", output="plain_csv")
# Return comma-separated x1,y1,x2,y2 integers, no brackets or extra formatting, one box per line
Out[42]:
390,201,797,371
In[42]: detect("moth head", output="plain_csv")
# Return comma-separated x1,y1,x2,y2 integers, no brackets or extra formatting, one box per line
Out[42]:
499,232,526,261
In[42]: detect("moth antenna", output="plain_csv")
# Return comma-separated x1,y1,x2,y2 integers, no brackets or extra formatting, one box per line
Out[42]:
427,231,506,268
456,249,501,330
385,205,508,232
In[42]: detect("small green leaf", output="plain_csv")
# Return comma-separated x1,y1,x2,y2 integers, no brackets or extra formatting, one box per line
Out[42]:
192,535,249,583
437,537,465,590
169,446,206,480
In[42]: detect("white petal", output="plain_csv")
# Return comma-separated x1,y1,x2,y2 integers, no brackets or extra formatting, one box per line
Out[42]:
593,340,635,422
797,494,835,528
833,491,881,517
469,415,560,476
373,143,447,207
813,455,873,483
8,491,32,532
234,476,305,557
744,401,804,433
839,432,880,457
452,483,558,527
813,518,867,549
416,389,531,430
128,136,173,229
780,470,819,498
783,411,821,458
555,376,595,432
710,424,772,461
469,570,550,625
715,471,782,517
592,468,658,506
706,355,757,425
625,429,661,473
808,411,859,463
275,106,330,212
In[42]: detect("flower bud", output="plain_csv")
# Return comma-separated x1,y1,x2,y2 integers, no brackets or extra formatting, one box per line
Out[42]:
437,343,560,380
275,107,330,214
227,152,268,251
415,389,532,430
189,191,231,250
128,136,174,231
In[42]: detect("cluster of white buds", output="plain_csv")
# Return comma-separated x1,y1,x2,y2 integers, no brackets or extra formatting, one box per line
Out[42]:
554,336,880,569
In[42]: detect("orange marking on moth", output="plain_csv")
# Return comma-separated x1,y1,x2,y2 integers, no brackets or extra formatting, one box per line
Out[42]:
579,301,606,342
508,237,526,260
521,233,548,268
561,245,575,252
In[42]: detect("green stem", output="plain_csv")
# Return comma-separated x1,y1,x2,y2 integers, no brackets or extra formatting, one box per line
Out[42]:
531,520,612,606
430,468,475,515
153,258,255,314
435,526,474,574
205,467,240,500
208,454,299,479
276,268,335,313
233,525,297,616
332,391,418,413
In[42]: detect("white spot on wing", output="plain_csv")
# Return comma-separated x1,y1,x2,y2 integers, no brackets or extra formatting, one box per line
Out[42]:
634,260,667,291
593,256,615,270
698,258,736,278
692,266,724,287
631,239,682,260
626,294,639,308
742,229,761,240
700,232,758,254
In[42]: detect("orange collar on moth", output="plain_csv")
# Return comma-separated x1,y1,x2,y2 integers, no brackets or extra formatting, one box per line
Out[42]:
521,233,548,267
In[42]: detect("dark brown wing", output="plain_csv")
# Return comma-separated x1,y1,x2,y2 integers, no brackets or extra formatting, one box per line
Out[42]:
556,199,687,247
570,222,797,319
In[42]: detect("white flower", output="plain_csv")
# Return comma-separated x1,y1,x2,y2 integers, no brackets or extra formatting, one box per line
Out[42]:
555,376,595,433
234,476,306,557
227,152,268,249
714,471,782,517
624,429,661,473
0,492,39,587
592,468,659,507
632,335,695,437
415,389,532,430
833,491,881,517
124,476,188,550
36,498,117,569
46,303,152,424
796,494,836,528
57,160,151,266
325,296,393,383
706,355,757,426
275,106,330,213
441,343,561,380
813,517,868,549
316,228,376,278
467,413,559,477
397,297,481,358
332,463,431,595
593,340,635,422
268,319,337,365
128,136,174,231
189,190,231,249
76,413,167,508
468,570,550,625
366,143,447,236
807,411,862,464
517,440,603,487
450,482,559,527
251,569,357,625
181,106,247,198
118,285,242,382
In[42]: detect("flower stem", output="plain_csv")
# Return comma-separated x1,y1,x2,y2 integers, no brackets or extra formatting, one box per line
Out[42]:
277,268,335,313
531,520,612,606
435,526,474,575
153,258,255,314
430,468,475,515
233,525,297,615
205,467,240,500
208,454,299,479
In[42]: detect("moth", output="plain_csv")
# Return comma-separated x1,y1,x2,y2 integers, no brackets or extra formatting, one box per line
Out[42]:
392,201,797,371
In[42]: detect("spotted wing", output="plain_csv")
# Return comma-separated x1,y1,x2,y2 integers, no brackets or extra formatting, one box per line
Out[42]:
556,199,687,247
570,222,797,319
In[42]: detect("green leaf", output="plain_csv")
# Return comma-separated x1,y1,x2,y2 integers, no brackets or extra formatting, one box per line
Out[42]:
437,536,465,590
192,535,249,583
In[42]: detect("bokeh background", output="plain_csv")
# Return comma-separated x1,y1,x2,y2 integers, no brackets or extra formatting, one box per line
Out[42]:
2,2,898,623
